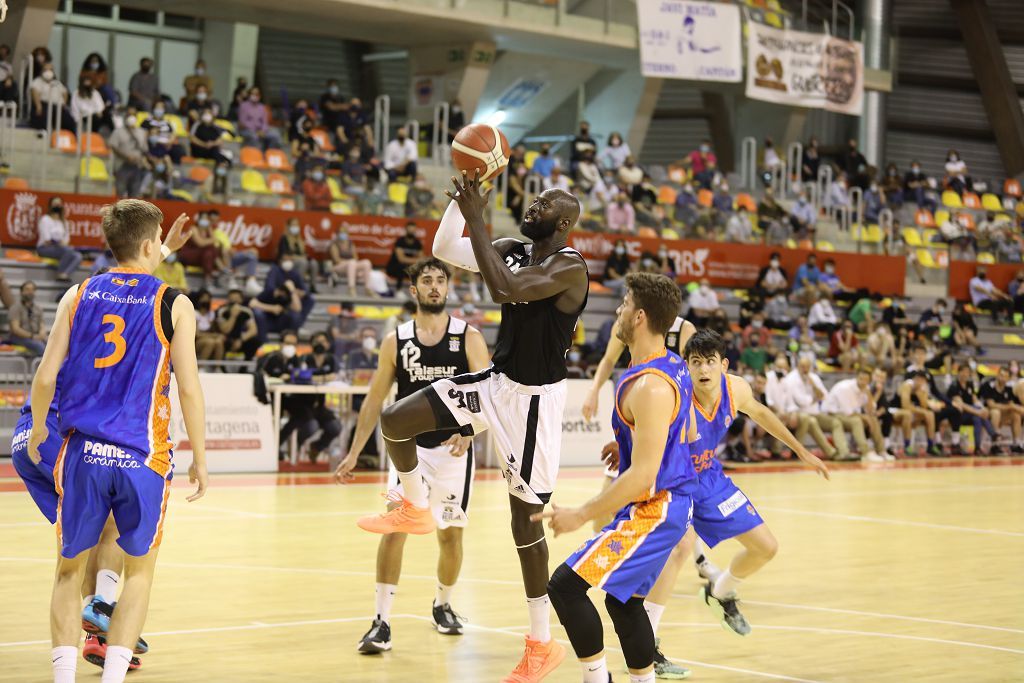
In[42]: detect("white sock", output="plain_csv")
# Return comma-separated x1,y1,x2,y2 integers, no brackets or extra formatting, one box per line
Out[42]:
643,600,666,635
582,656,609,682
52,646,77,683
100,645,133,683
694,538,710,563
951,432,961,446
526,595,551,642
375,583,397,624
435,583,454,607
712,569,743,599
396,466,429,508
629,672,656,683
96,569,120,604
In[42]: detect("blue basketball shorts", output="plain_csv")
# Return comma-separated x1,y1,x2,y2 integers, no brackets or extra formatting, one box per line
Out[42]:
10,410,64,524
692,469,764,548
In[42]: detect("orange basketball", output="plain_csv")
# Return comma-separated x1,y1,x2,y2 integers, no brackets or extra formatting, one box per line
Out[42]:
451,123,511,182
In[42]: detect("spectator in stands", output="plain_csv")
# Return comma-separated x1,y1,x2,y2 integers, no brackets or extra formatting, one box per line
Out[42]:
681,138,716,189
763,291,792,330
944,149,969,195
739,333,768,373
687,277,720,328
710,182,733,228
340,145,370,195
994,227,1022,263
208,161,230,201
0,44,11,84
824,368,890,461
326,227,374,297
903,160,935,210
616,157,644,197
238,87,282,151
444,99,466,142
543,166,571,192
190,109,231,165
328,301,360,359
279,217,317,288
951,300,982,353
7,281,48,356
341,97,373,151
0,66,16,105
385,222,424,291
255,255,315,337
575,151,605,195
384,125,418,181
531,143,558,178
969,267,1013,324
602,239,632,295
882,296,913,336
605,191,636,233
347,327,380,374
36,196,81,281
829,320,861,371
183,59,212,100
192,289,226,361
863,181,886,224
143,103,184,165
71,74,108,133
651,244,675,278
598,131,631,170
178,212,220,287
406,174,437,218
808,290,840,335
301,165,333,212
789,190,817,239
29,62,75,131
208,209,258,292
841,138,868,190
780,355,846,460
725,207,753,244
948,363,998,455
827,171,851,216
110,108,151,197
801,136,820,183
755,252,789,297
756,187,787,244
1009,271,1024,318
788,314,816,349
153,250,188,292
917,298,947,341
79,52,113,108
898,369,953,456
570,121,597,178
981,366,1024,453
866,323,896,370
127,57,159,111
741,311,772,348
792,253,823,300
218,288,260,359
319,79,348,144
881,163,903,209
760,137,782,182
847,290,875,333
184,83,213,124
288,97,315,140
228,76,249,121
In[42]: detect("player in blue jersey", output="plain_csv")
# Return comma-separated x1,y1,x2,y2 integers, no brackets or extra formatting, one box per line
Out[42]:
534,273,697,683
29,199,208,683
12,216,193,674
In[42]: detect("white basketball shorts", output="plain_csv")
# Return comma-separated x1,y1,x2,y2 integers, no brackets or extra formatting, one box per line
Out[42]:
388,443,475,529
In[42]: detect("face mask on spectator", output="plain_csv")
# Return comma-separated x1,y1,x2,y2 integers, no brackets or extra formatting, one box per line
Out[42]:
153,107,165,119
198,297,211,310
125,115,137,128
196,91,208,102
289,225,300,236
196,66,205,76
770,259,780,267
89,60,100,70
250,93,260,102
825,265,835,274
198,217,211,228
568,351,581,363
312,171,324,181
22,290,34,304
752,320,763,328
328,85,339,96
750,338,760,347
216,166,228,177
337,232,349,242
43,70,55,81
462,303,476,316
313,341,328,355
451,105,462,114
614,246,625,256
281,344,296,359
700,284,711,294
281,260,294,271
700,144,710,153
50,203,63,214
362,337,377,352
201,113,213,124
912,165,920,172
155,162,166,173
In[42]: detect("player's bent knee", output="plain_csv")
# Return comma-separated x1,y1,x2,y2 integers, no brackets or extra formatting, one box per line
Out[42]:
548,562,589,601
604,594,655,670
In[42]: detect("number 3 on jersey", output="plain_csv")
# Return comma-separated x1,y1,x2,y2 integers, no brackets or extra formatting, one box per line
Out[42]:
94,314,126,368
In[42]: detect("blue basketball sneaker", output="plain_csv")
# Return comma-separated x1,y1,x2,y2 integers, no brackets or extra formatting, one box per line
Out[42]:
82,597,150,654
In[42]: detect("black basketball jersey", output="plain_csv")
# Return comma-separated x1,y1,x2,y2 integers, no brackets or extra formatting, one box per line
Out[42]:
395,315,470,448
664,316,688,355
490,243,588,387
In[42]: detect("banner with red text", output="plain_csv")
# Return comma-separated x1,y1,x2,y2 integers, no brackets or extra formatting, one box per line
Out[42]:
0,189,438,266
948,260,1023,301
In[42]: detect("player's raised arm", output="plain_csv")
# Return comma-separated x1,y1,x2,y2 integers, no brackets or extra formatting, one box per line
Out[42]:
582,322,624,421
730,373,830,480
169,294,209,501
28,285,77,464
432,199,481,273
446,171,587,305
335,332,399,483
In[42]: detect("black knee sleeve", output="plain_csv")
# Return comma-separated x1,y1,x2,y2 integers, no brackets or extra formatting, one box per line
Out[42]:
605,594,655,671
548,564,604,660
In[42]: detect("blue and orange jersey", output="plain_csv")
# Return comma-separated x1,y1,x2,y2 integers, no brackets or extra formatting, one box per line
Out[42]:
57,269,177,476
690,374,738,475
611,348,697,496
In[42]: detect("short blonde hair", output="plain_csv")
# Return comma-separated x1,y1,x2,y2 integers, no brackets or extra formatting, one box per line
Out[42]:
101,199,163,262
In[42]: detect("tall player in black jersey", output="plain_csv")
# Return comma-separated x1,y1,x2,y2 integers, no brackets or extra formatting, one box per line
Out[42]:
335,258,489,655
357,172,589,683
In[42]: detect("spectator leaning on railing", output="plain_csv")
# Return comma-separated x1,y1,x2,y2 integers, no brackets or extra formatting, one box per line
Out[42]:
36,196,82,281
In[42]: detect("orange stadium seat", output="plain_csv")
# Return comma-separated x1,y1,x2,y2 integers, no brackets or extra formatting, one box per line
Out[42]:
265,149,293,171
266,172,293,195
697,189,713,208
657,185,677,205
734,193,757,212
51,130,77,153
4,177,28,190
240,147,267,169
278,198,297,211
310,128,335,152
637,227,659,239
957,212,976,231
189,165,212,184
1004,179,1022,199
962,192,981,209
915,208,936,229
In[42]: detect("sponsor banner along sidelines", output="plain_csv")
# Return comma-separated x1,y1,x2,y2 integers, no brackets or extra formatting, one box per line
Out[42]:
560,379,614,468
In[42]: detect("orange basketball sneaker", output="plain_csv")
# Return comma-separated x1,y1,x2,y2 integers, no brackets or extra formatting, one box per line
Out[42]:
356,492,436,535
501,636,566,682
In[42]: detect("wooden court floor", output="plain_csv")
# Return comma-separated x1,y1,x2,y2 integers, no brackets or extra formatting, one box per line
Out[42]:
1,459,1022,682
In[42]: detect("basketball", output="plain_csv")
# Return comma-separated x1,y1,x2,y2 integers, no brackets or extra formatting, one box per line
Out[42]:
450,123,511,182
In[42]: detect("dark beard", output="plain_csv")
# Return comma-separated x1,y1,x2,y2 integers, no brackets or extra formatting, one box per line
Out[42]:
417,299,446,314
615,318,633,346
520,216,557,241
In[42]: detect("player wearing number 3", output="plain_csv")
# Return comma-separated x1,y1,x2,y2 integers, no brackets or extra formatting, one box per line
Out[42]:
29,199,208,683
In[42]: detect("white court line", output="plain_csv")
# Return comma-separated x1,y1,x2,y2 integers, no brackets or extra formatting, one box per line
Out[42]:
758,506,1024,538
671,592,1024,636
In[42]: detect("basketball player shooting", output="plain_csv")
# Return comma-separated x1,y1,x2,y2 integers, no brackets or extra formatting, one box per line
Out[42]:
356,170,589,683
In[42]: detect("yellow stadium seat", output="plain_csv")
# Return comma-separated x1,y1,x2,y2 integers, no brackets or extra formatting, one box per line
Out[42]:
327,176,345,201
901,227,922,247
817,240,835,252
164,114,188,137
524,150,539,170
861,224,884,243
916,249,940,269
662,229,679,239
79,157,109,181
330,201,354,215
941,191,962,208
170,189,194,202
935,209,951,226
977,252,995,264
1003,334,1024,346
388,182,409,205
982,193,1003,212
418,142,429,159
215,118,241,141
920,229,940,245
785,238,797,248
240,169,270,193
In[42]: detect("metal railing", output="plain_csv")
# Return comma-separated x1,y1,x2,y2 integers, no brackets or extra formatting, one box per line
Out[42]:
816,164,834,215
0,101,16,170
524,174,542,202
786,142,803,195
798,0,855,40
769,161,787,199
432,102,451,167
739,136,757,190
17,56,34,122
404,119,420,155
373,95,391,156
848,185,864,239
33,100,60,189
879,208,894,254
493,164,509,213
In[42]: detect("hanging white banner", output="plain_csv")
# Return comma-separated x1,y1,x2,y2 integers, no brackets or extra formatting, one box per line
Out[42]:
637,0,743,83
745,21,864,115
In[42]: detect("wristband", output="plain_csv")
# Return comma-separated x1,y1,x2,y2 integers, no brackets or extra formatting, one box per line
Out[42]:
160,245,171,260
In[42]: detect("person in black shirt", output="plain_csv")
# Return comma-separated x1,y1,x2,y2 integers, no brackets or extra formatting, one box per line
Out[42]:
569,121,597,179
339,97,372,152
385,223,424,290
882,298,914,337
603,239,631,295
189,109,230,165
319,79,348,146
281,330,342,463
980,366,1024,453
217,288,260,359
952,301,981,353
947,364,998,455
446,99,466,142
841,138,868,190
917,299,946,342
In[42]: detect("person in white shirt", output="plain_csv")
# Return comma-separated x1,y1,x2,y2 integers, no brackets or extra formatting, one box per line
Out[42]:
780,355,849,460
541,166,571,192
597,132,631,170
384,125,418,181
808,290,839,334
724,210,753,243
968,267,1013,324
943,149,969,194
687,278,720,328
29,62,75,132
823,368,891,461
70,74,107,133
36,196,83,281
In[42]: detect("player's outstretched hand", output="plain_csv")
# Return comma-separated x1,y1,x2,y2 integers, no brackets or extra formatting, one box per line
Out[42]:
444,170,491,224
164,213,193,254
442,433,472,457
27,425,48,465
796,447,830,480
581,389,599,422
531,503,586,537
333,453,358,484
600,441,619,470
187,461,208,502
